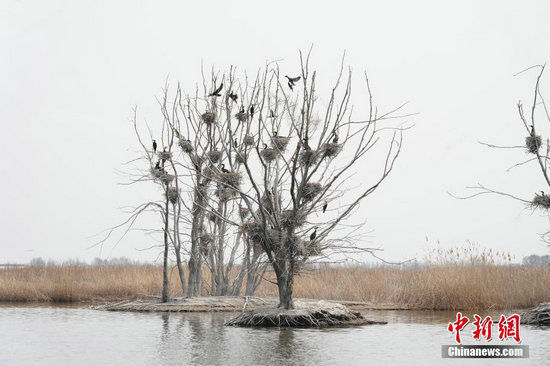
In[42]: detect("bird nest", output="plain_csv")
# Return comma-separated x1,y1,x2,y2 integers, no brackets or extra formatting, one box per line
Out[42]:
208,150,222,163
532,192,550,210
166,187,179,204
235,112,249,122
216,186,237,202
321,143,342,158
159,174,175,185
158,151,172,161
150,167,165,178
179,140,194,153
261,148,278,163
280,209,307,229
199,233,214,255
235,152,246,164
201,112,216,125
271,136,291,152
218,171,242,189
300,150,320,167
526,135,542,154
243,135,255,146
239,207,250,219
299,182,323,202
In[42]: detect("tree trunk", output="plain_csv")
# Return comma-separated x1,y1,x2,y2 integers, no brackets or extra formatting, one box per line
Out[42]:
187,182,206,297
276,272,294,309
161,196,170,303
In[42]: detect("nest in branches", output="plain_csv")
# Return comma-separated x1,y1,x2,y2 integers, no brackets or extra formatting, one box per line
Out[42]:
218,171,242,189
243,135,255,146
157,151,172,162
166,187,179,204
239,207,250,219
235,112,249,122
526,135,542,154
305,241,323,257
216,187,237,202
321,143,342,158
201,112,216,125
150,167,165,178
261,148,278,163
532,193,550,210
225,301,377,327
203,165,216,179
281,209,307,229
208,150,222,163
159,174,175,185
299,182,323,202
208,212,218,223
271,136,291,152
179,140,194,153
241,221,264,244
235,152,246,164
199,233,214,255
300,149,320,167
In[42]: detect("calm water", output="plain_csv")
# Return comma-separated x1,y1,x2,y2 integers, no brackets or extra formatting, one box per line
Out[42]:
0,305,549,365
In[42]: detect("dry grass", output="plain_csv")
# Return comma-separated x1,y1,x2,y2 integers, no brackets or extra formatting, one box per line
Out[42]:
1,262,549,310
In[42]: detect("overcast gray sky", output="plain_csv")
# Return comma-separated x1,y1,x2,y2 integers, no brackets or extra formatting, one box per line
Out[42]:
1,0,550,264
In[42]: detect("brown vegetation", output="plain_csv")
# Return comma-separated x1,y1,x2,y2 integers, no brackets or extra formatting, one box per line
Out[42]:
1,263,549,310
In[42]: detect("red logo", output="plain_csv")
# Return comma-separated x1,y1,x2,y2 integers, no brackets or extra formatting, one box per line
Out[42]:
447,313,521,343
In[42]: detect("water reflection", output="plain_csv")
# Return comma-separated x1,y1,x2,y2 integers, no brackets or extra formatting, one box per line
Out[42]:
0,305,548,365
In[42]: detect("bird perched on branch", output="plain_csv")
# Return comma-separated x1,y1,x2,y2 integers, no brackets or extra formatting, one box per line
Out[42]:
220,164,230,173
530,125,535,135
322,201,328,213
155,160,161,170
273,130,278,136
152,140,157,153
269,109,276,118
263,143,268,149
239,105,245,114
209,83,223,97
303,137,311,150
249,104,255,119
228,91,238,103
233,138,238,148
332,131,339,144
309,227,318,241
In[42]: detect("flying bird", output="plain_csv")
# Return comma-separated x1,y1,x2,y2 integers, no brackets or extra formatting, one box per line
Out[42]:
309,227,318,241
288,82,294,91
152,140,157,153
228,92,238,102
209,83,224,97
285,75,301,85
322,201,328,213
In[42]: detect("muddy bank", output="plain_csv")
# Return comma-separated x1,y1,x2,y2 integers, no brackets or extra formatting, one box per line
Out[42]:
92,296,408,312
522,302,550,326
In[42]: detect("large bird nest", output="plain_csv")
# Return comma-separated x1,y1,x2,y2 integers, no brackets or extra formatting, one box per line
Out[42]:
240,221,280,250
159,174,175,185
271,136,291,152
526,135,542,154
280,209,307,229
235,112,249,122
532,192,550,210
321,143,342,158
243,135,255,146
199,233,214,255
234,152,246,164
201,112,216,125
225,301,377,328
299,182,323,202
300,149,320,167
218,171,242,189
166,187,179,204
216,186,237,202
157,151,172,162
179,140,194,153
261,148,278,163
150,167,165,178
208,150,222,163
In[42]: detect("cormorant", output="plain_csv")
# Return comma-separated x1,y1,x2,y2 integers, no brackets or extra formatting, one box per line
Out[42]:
249,104,255,119
229,92,238,102
269,109,276,118
288,82,294,91
263,143,268,149
233,138,238,148
239,105,245,114
285,75,301,85
155,160,161,170
322,201,328,213
303,137,311,150
209,83,223,97
220,164,230,173
530,125,535,135
152,140,157,153
332,132,339,144
273,130,278,136
309,227,317,241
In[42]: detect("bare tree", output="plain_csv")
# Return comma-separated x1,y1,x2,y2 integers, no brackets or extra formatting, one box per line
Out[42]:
456,65,550,245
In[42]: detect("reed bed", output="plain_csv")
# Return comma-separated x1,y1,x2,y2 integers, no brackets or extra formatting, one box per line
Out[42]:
1,263,549,310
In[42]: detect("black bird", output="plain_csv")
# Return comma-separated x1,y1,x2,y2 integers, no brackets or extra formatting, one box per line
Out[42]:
152,140,157,153
288,81,294,91
285,75,301,85
530,125,535,135
233,138,238,148
155,160,161,170
332,132,339,144
303,137,311,150
273,130,278,137
309,227,318,241
249,104,255,119
541,191,546,196
322,201,328,213
209,83,224,97
263,143,268,149
161,147,168,165
239,105,245,114
269,109,276,118
228,92,238,103
220,164,230,173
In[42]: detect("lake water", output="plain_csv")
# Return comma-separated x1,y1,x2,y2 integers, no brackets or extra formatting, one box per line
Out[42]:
0,305,549,365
